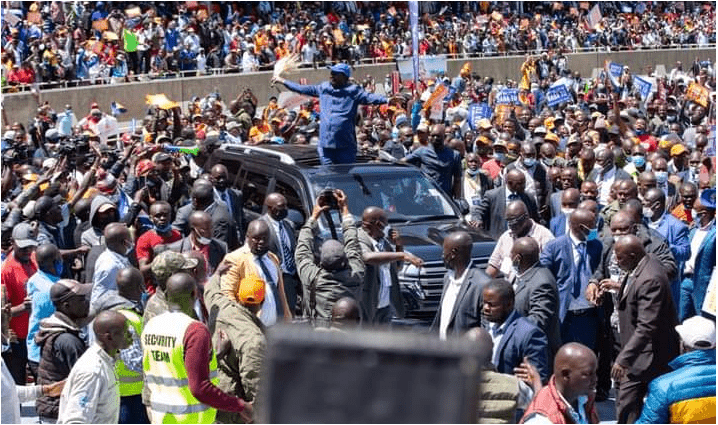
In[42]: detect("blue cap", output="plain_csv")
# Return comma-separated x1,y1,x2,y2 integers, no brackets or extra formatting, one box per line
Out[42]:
328,63,351,78
700,188,716,210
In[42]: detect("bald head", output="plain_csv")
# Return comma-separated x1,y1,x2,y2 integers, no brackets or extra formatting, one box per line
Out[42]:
166,272,197,312
191,179,215,208
561,188,580,209
465,327,494,366
361,206,388,239
614,234,645,272
622,199,644,225
331,297,360,326
105,223,131,255
511,237,539,272
554,342,597,403
443,231,473,272
246,219,270,256
644,187,666,213
189,210,211,228
93,310,130,355
568,208,596,241
116,267,144,303
506,200,528,217
36,243,60,274
577,200,599,216
506,169,526,194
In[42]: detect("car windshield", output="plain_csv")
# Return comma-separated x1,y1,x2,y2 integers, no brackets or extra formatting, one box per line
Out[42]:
311,170,458,223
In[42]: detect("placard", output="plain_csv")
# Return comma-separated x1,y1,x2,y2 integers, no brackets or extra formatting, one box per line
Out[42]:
495,88,519,105
686,82,710,108
546,85,572,107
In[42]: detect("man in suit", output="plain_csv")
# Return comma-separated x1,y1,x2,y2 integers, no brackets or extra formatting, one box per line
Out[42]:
549,167,579,219
671,182,698,228
173,178,237,249
258,193,301,315
611,235,680,424
549,188,579,237
475,169,540,239
506,143,550,223
482,279,550,383
432,231,491,339
167,211,227,276
680,188,716,321
357,207,423,324
643,188,691,308
210,163,245,247
511,237,561,357
587,148,632,206
540,208,602,350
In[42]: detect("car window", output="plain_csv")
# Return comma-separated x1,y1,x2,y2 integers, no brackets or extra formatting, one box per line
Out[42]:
311,170,457,221
216,157,243,187
274,178,306,225
237,168,273,216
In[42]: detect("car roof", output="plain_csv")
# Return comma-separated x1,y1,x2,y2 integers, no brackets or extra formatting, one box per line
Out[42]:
217,143,383,168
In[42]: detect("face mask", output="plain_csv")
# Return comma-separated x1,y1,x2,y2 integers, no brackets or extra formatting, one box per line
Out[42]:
54,260,64,277
632,156,646,168
585,228,599,241
382,225,391,239
140,291,150,310
523,158,536,168
561,208,575,216
273,209,288,221
467,168,480,177
154,222,173,234
542,157,555,167
193,228,211,245
655,171,668,184
494,152,506,163
643,207,654,220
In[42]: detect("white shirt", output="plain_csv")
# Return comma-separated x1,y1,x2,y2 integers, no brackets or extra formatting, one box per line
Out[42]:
372,238,393,309
439,266,470,340
254,254,278,327
57,343,120,424
595,166,616,205
685,222,712,275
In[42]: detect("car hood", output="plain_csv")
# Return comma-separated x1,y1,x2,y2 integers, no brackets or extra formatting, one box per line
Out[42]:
391,219,495,263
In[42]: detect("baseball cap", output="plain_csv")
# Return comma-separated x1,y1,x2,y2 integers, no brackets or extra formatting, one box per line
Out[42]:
135,159,155,177
319,239,347,270
50,279,92,303
328,63,351,78
237,275,266,305
152,152,172,163
151,251,200,284
12,222,39,248
533,126,548,136
477,118,492,130
700,188,716,210
675,316,716,349
670,144,687,157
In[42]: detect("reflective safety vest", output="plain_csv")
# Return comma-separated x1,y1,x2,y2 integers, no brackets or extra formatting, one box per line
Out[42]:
142,311,219,424
116,309,144,397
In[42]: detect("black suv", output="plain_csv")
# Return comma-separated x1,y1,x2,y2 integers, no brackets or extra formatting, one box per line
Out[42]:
207,144,496,325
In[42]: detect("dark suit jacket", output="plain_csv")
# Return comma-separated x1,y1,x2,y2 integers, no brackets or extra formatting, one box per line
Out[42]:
539,234,602,322
167,236,227,272
431,267,491,336
513,266,561,356
357,228,406,322
586,166,632,183
549,213,568,237
616,255,680,382
476,186,540,240
259,214,296,271
172,201,237,249
215,187,245,243
491,310,550,382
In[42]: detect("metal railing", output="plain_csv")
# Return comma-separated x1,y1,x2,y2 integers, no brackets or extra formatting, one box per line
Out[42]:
2,43,715,94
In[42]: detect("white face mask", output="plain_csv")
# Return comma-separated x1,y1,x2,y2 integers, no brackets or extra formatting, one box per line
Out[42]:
382,225,391,239
561,207,575,216
193,228,211,245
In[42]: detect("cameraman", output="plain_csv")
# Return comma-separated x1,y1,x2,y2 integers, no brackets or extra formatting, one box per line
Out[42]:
295,189,365,323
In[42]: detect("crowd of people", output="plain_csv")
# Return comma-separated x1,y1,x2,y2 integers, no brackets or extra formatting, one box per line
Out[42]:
1,4,717,425
2,1,715,89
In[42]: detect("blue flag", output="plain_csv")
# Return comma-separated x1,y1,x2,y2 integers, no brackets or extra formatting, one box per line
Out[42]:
409,1,419,92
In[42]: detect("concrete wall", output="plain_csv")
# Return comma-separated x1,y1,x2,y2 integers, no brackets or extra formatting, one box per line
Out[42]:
2,48,714,127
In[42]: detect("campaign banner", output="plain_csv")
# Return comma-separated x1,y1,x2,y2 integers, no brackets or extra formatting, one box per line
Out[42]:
443,85,457,102
633,75,653,100
409,1,419,91
546,85,572,107
397,56,447,83
605,61,623,88
423,84,448,111
495,88,519,105
391,71,400,95
705,125,716,157
278,91,311,111
587,4,602,29
468,103,492,130
686,82,710,108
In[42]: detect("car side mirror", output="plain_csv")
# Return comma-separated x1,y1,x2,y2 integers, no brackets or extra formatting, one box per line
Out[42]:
455,198,470,215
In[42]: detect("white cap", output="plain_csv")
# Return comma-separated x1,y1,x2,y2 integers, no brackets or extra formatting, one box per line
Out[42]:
676,316,716,350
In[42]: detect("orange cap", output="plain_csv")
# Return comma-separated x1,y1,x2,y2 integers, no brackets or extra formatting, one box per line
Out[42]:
238,275,265,305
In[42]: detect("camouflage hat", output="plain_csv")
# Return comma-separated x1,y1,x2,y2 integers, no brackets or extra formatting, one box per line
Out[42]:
151,251,199,285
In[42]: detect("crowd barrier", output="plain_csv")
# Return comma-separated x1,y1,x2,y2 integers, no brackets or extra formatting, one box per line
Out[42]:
2,47,715,127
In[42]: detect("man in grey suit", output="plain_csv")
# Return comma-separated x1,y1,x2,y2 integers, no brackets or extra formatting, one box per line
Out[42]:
210,163,245,249
474,169,540,240
510,237,561,357
172,178,236,248
357,207,423,324
431,231,491,339
549,167,579,219
167,211,227,274
259,193,300,315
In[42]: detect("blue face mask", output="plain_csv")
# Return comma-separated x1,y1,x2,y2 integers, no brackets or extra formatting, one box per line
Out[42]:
54,260,64,277
632,155,646,168
586,227,599,241
523,158,536,168
495,153,506,163
154,223,173,234
655,171,668,184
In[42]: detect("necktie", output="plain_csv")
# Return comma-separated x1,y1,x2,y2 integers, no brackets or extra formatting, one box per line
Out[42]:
256,255,283,316
222,190,232,216
279,222,296,275
508,193,519,201
573,243,586,298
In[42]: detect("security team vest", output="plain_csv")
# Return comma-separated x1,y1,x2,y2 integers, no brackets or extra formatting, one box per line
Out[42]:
116,309,144,397
142,311,219,424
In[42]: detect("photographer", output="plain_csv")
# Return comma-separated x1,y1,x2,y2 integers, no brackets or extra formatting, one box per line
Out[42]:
295,189,365,323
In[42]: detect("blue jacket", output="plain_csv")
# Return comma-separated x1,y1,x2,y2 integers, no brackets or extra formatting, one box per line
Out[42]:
636,349,716,424
680,224,716,321
539,234,602,322
653,213,691,269
490,310,550,383
549,213,567,237
283,80,386,150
